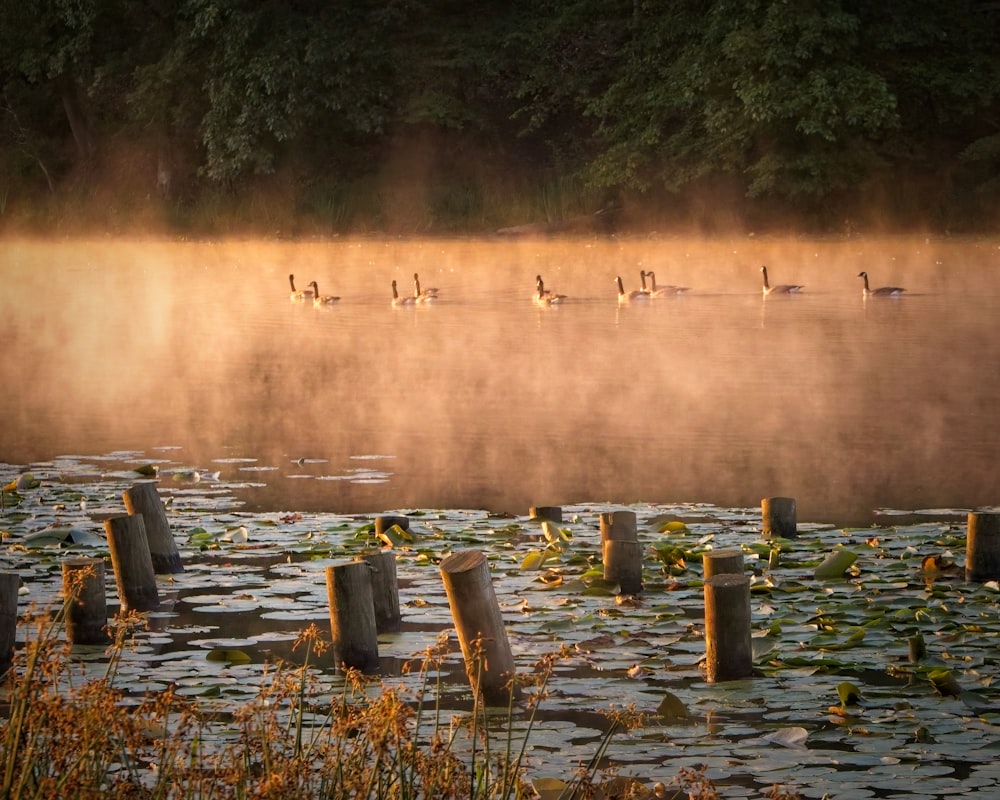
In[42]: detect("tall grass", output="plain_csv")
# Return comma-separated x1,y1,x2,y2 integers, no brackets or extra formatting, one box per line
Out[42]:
0,586,799,800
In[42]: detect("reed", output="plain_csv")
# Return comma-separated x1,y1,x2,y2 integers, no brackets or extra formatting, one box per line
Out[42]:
0,610,797,800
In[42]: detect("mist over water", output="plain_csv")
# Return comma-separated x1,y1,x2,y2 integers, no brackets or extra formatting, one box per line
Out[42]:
2,236,999,526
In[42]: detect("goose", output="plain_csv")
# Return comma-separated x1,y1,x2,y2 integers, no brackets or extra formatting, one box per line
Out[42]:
760,265,804,295
392,280,416,306
616,275,649,303
534,274,567,305
289,273,314,300
308,281,341,305
645,270,690,296
858,271,905,297
413,272,439,301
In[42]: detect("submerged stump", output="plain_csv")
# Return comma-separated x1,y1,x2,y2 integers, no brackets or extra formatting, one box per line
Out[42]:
704,573,753,683
966,512,1000,582
62,557,110,645
762,496,797,538
326,561,380,672
440,549,520,704
105,514,160,612
123,482,184,574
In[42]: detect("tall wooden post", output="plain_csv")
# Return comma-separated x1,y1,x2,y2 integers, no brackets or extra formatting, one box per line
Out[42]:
360,551,401,633
966,512,1000,582
123,482,184,573
61,557,110,645
0,572,19,676
703,549,744,579
440,550,520,704
326,561,380,672
762,497,797,538
105,514,160,612
704,573,753,683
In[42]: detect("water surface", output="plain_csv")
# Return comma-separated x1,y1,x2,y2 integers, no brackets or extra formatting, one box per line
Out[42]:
2,236,998,525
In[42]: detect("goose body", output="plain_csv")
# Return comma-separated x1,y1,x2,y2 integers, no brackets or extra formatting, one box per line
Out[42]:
392,280,416,306
289,274,314,300
308,281,341,305
645,270,689,296
761,265,804,295
413,272,439,302
534,275,567,305
859,271,905,297
616,275,649,303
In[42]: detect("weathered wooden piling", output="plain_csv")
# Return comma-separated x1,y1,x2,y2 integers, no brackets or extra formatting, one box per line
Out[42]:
762,496,797,538
439,549,520,704
603,539,644,594
326,561,380,671
105,514,160,612
530,506,563,522
0,571,19,676
61,557,110,645
703,573,753,682
600,510,643,593
375,515,410,536
123,482,184,574
359,551,401,633
703,549,745,579
600,510,637,542
966,511,1000,582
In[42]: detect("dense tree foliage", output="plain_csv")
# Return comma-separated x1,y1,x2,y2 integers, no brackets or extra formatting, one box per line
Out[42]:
1,0,998,233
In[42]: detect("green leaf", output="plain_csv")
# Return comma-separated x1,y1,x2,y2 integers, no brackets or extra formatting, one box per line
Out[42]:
814,550,858,579
655,691,690,722
206,649,252,665
837,681,862,707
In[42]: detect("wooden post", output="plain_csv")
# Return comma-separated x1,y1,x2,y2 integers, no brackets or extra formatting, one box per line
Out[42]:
603,540,644,594
61,557,110,645
704,573,753,683
600,510,638,542
703,549,744,579
440,550,520,704
530,506,563,523
123,482,184,574
326,562,379,672
762,497,797,538
600,510,642,593
966,512,1000,582
0,571,19,676
359,551,401,633
375,515,410,536
105,514,160,612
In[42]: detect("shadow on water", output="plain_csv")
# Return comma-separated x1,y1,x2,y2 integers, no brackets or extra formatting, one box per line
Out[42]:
2,235,999,527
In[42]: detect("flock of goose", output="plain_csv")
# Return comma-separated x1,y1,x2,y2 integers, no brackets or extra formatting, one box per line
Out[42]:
288,266,906,307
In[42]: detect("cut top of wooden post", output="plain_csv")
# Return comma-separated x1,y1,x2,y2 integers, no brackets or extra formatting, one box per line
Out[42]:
599,510,638,542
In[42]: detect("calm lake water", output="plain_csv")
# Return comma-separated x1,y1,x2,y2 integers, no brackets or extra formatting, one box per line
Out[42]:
2,236,999,526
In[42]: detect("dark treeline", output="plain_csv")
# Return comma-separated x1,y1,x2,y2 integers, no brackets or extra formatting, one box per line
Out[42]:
2,0,999,236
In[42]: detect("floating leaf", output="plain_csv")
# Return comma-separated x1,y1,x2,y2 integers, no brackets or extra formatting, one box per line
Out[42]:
928,668,962,697
656,691,690,722
763,727,810,749
134,464,159,477
531,777,567,800
205,649,252,665
814,550,858,579
658,520,688,533
379,524,414,548
838,681,863,707
540,519,572,544
521,550,556,571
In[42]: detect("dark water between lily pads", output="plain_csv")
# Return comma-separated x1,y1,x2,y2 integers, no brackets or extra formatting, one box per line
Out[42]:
2,236,999,525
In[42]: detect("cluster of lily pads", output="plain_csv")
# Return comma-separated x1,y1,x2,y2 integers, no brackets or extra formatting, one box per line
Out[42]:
3,452,1000,798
